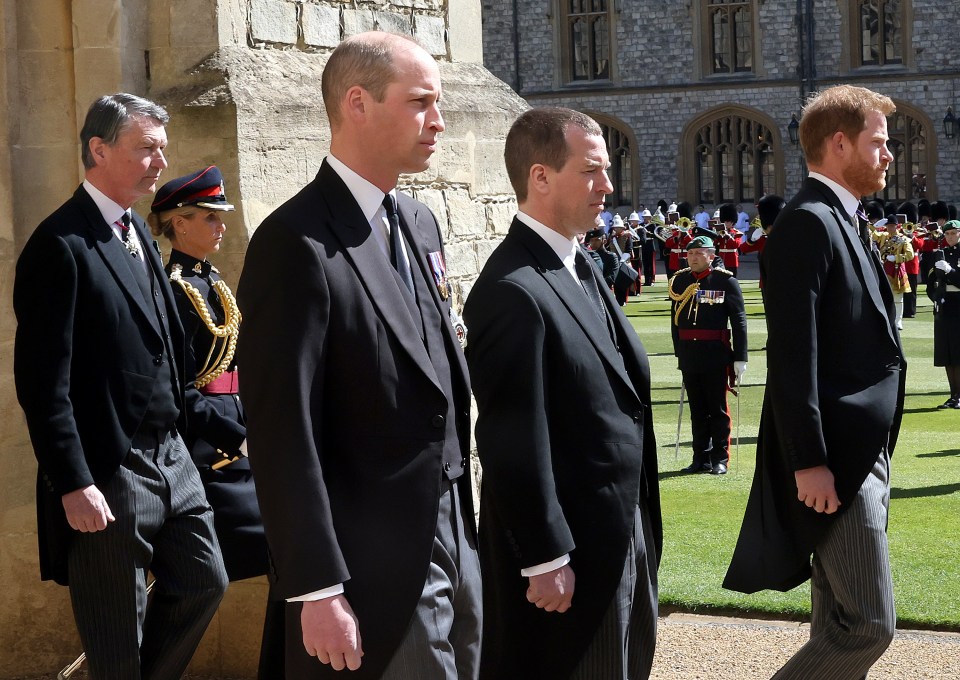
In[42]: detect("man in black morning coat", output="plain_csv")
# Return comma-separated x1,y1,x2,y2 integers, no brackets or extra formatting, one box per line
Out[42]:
724,85,906,679
464,107,662,680
13,93,227,678
237,32,481,679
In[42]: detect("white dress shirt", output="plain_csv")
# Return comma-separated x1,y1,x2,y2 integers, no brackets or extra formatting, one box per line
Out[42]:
83,179,148,274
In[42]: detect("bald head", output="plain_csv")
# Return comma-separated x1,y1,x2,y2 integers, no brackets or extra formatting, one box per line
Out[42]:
321,32,428,129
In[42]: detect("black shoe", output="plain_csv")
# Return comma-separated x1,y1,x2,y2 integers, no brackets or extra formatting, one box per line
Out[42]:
938,398,959,409
710,462,728,475
681,462,712,474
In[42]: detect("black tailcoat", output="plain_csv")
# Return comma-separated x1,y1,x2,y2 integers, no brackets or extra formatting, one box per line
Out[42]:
236,160,474,679
463,219,662,679
14,186,192,585
724,178,906,593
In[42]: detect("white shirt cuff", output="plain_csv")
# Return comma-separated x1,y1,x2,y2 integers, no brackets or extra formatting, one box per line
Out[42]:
520,554,570,577
286,583,345,602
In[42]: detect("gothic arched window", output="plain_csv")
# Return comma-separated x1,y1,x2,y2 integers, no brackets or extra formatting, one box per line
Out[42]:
563,1,612,83
691,113,776,204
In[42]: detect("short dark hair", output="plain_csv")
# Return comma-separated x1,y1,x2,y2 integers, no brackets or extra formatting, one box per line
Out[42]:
80,93,169,170
504,107,602,202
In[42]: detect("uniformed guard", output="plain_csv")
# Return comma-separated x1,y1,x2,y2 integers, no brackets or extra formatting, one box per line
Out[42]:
148,166,269,583
669,235,748,474
874,218,915,329
716,203,743,276
928,220,960,408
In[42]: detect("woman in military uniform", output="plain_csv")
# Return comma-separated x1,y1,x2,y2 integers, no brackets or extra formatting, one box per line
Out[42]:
148,166,269,580
927,220,960,408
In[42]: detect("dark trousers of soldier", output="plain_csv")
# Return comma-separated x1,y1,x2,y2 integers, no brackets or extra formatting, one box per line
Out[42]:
682,364,731,466
642,248,656,286
904,272,918,317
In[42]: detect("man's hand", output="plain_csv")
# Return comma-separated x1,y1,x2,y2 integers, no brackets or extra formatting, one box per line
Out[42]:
935,259,953,273
733,361,747,381
526,564,575,613
795,465,841,514
62,485,115,532
301,595,363,671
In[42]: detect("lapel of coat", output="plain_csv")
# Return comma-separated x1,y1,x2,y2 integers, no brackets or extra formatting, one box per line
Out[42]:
77,187,161,337
512,220,640,402
398,194,471,397
807,179,899,349
316,163,441,392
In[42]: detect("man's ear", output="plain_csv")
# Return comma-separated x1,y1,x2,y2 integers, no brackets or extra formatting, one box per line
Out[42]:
529,163,550,196
88,137,107,167
342,86,368,124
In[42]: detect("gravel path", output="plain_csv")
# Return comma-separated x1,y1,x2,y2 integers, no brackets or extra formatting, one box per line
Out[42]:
652,613,960,679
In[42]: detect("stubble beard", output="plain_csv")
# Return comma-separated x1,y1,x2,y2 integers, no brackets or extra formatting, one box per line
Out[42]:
844,154,887,197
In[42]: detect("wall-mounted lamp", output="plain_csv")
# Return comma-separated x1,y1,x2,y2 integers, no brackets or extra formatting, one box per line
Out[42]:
944,107,957,142
787,114,800,146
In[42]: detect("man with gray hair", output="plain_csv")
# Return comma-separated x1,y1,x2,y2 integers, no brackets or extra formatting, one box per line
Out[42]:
14,93,227,678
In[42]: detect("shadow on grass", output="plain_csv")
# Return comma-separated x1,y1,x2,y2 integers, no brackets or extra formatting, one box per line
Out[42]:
890,482,960,499
916,448,960,458
902,406,953,414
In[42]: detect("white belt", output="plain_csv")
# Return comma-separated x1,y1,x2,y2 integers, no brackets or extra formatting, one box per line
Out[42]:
719,249,737,253
671,249,683,254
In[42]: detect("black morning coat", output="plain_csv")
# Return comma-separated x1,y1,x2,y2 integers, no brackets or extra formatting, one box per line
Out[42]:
724,178,906,594
236,160,474,679
463,218,662,679
14,186,192,585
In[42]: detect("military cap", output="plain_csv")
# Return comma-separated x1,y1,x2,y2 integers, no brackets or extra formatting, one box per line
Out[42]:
585,229,604,241
718,203,738,224
693,225,719,240
611,214,625,229
627,212,641,223
943,220,960,233
151,165,235,213
676,201,693,219
931,201,949,222
687,235,715,250
757,194,786,228
897,201,918,223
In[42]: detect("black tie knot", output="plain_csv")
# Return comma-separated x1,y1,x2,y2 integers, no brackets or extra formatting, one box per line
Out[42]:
120,212,131,227
382,193,398,218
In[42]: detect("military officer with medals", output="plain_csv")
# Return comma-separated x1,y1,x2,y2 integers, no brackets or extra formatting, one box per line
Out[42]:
148,166,270,583
669,235,748,475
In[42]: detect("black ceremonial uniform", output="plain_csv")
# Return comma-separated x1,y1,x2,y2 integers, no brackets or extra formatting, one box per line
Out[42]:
166,249,268,581
669,265,748,469
929,243,960,368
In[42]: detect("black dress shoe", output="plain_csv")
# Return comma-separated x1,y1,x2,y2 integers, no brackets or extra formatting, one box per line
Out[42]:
710,462,728,475
681,462,712,474
937,398,959,409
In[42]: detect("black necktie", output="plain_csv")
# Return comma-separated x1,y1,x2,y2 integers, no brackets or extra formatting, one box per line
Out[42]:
383,194,414,294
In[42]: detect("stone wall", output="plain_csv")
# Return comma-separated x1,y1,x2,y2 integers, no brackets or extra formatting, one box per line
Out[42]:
0,0,525,677
483,0,960,210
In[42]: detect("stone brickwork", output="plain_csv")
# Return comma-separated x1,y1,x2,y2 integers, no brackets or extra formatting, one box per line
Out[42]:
0,1,522,678
483,0,960,212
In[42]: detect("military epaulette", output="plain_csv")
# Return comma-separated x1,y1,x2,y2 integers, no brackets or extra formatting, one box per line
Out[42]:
667,267,692,288
711,266,734,276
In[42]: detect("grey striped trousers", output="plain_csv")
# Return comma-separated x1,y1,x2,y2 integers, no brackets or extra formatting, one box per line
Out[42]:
570,505,659,680
67,430,228,679
774,450,895,680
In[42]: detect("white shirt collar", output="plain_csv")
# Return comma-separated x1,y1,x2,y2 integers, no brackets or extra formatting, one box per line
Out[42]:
325,154,393,223
82,179,129,226
516,211,580,282
808,172,861,222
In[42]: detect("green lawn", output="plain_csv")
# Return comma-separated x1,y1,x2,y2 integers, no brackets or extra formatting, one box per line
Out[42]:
622,278,960,631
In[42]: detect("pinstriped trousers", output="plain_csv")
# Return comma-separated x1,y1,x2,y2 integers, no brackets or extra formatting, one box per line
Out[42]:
774,450,895,680
67,430,228,680
570,505,659,680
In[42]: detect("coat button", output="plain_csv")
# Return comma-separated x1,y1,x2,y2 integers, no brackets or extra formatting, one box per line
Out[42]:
431,415,445,428
443,462,451,472
153,355,163,366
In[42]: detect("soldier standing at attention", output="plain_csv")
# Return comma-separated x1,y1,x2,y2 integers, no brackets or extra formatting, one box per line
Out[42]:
669,235,748,475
